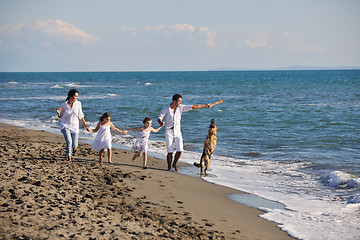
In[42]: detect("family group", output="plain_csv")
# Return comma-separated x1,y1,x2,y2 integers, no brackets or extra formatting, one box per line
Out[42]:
56,89,216,171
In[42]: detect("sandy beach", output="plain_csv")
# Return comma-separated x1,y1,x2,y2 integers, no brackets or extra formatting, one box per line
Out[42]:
0,123,294,239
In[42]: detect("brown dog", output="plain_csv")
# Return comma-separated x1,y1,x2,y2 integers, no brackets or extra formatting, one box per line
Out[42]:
194,119,218,176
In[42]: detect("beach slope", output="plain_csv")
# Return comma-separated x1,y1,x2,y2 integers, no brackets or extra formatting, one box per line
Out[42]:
0,123,294,239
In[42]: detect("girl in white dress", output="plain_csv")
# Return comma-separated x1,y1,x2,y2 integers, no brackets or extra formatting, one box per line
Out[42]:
126,117,163,169
90,112,126,164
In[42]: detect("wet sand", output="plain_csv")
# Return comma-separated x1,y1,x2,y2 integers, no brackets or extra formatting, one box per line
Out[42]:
0,123,295,239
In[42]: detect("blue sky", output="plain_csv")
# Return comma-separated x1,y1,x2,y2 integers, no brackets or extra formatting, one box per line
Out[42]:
0,0,359,71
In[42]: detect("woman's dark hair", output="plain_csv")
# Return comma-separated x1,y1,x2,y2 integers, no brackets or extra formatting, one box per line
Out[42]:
143,117,152,124
172,94,182,102
100,112,111,122
66,89,79,101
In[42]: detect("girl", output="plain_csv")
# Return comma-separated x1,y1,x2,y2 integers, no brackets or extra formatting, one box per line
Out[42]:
126,117,163,169
90,112,126,164
56,89,90,162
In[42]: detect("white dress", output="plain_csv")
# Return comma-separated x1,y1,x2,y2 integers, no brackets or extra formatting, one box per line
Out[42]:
131,129,150,153
91,124,112,152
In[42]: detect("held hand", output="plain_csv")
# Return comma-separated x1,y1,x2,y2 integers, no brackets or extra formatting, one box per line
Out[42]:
122,131,128,135
86,127,91,132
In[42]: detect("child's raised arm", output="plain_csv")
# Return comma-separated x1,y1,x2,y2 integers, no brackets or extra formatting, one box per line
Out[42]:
151,125,163,133
125,126,143,134
110,122,127,135
89,121,100,133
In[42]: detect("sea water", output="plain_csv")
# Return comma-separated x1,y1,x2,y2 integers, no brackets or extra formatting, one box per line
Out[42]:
0,71,359,240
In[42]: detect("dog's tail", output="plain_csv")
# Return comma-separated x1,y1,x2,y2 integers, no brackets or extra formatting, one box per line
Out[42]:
194,150,206,168
193,162,201,168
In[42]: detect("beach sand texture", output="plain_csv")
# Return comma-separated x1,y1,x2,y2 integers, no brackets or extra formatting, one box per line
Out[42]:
0,123,294,239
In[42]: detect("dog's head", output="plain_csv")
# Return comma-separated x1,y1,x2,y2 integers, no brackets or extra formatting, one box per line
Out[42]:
208,119,218,135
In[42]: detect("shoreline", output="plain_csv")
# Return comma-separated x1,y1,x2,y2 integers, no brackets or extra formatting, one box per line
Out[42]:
0,123,295,239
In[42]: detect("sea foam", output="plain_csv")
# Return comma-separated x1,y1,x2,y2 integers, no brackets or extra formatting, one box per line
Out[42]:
326,171,360,188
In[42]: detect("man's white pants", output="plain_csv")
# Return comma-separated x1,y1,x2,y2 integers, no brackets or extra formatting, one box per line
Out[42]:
165,129,183,153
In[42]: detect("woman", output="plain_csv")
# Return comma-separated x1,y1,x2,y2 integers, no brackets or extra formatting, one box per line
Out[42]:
56,89,90,161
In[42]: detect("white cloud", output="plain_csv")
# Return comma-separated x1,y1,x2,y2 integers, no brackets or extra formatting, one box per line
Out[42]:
118,23,216,47
245,32,272,48
144,25,166,32
282,31,291,36
199,26,216,47
0,23,24,34
118,27,138,37
290,43,326,53
170,23,195,32
31,20,98,44
0,20,98,46
280,33,326,53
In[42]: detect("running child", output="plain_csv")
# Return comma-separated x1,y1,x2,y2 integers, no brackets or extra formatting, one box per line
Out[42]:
125,117,163,169
89,112,126,164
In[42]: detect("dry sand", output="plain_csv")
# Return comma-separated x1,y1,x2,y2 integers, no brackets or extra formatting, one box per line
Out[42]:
0,123,295,239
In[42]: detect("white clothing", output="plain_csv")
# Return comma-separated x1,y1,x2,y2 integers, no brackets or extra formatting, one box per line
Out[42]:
158,104,192,135
165,129,183,153
158,104,192,152
131,129,151,153
91,124,112,152
59,101,85,133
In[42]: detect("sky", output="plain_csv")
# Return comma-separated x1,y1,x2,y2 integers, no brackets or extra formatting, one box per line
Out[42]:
0,0,359,71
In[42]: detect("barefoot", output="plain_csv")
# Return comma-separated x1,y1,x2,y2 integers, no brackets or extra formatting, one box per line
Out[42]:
143,166,148,169
108,161,113,164
172,164,179,172
67,156,72,162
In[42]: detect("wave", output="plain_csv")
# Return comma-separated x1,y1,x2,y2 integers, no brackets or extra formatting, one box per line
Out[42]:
0,96,65,101
51,84,63,89
347,194,360,204
0,94,120,101
324,171,360,188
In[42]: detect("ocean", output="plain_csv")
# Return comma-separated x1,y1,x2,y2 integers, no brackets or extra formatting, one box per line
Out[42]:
0,70,359,240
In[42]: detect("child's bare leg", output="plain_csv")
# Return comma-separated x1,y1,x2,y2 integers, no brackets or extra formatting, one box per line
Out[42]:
99,149,104,164
143,152,148,169
132,152,141,162
108,149,112,164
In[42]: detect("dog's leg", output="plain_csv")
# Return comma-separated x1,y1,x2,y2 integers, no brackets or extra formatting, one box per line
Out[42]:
204,154,212,176
200,150,206,175
204,155,209,176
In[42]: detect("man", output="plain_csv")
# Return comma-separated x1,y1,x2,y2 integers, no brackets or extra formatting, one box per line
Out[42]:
158,94,215,172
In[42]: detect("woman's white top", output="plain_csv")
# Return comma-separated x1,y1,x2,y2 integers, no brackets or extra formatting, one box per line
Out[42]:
59,101,85,133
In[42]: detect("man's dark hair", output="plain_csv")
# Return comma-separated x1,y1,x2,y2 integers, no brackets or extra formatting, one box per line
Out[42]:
172,94,182,102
